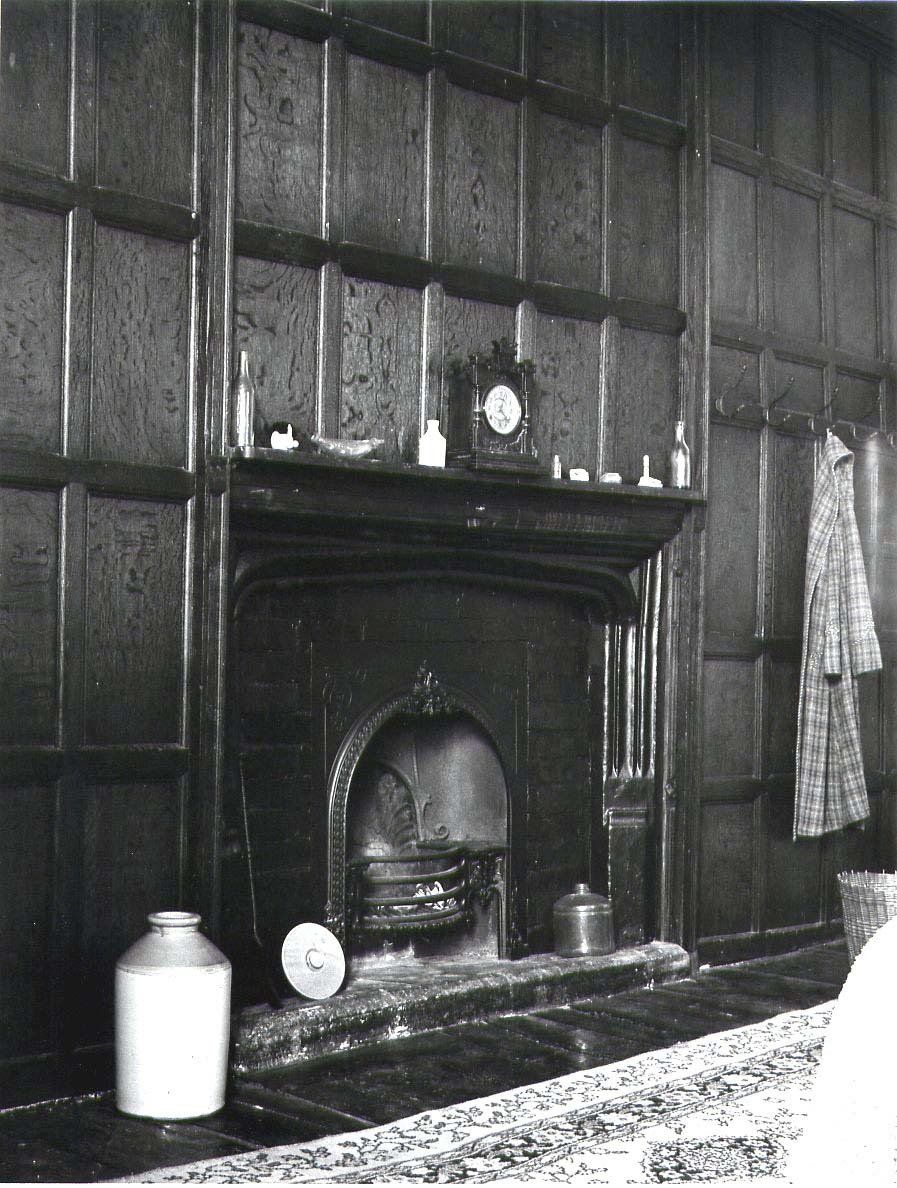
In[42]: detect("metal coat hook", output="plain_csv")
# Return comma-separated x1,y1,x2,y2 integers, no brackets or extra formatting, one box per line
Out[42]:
809,387,839,435
763,376,796,426
714,362,750,417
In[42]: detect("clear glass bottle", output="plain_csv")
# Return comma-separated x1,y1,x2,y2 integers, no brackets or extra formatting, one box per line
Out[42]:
670,420,691,489
232,350,256,448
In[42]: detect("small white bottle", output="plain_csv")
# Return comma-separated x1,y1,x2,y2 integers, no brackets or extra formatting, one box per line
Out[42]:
418,419,446,467
670,420,691,489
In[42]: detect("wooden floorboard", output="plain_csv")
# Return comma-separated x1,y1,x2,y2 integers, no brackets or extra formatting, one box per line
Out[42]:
0,942,849,1183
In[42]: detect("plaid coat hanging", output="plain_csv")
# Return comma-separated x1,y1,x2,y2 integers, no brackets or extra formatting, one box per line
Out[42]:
794,433,882,839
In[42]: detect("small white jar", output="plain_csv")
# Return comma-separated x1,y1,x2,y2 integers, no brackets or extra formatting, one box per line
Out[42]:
115,911,231,1120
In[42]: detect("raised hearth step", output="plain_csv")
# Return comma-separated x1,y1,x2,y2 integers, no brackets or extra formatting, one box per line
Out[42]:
232,941,690,1073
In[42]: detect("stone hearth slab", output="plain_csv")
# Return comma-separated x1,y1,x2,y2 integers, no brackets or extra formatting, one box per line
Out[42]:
232,941,690,1073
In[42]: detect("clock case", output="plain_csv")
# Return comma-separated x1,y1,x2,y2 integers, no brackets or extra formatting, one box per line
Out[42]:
445,338,543,474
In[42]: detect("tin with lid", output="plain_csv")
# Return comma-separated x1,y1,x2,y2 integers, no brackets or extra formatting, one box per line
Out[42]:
553,883,615,957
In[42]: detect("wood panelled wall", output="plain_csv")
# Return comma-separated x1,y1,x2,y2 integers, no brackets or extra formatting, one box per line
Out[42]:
0,0,893,1079
700,4,897,962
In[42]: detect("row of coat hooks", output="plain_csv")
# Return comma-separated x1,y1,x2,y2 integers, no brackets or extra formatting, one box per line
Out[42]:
714,364,896,448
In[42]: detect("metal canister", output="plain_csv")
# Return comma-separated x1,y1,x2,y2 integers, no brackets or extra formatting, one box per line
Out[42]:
553,883,615,957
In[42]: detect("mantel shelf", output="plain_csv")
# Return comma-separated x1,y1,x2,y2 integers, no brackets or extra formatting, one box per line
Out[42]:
225,448,702,576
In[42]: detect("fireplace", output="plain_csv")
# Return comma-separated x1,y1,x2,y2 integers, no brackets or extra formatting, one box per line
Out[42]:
220,452,697,1000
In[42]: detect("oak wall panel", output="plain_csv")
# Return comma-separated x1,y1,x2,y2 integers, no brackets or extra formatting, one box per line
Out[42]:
234,256,319,440
889,225,897,361
0,784,55,1059
535,114,602,293
710,165,758,326
764,791,822,929
699,799,754,937
534,3,603,94
616,136,679,308
84,497,187,745
607,325,679,484
772,186,821,344
833,370,880,429
773,355,823,417
830,44,874,195
769,16,820,174
443,295,516,374
832,208,877,358
531,313,601,474
0,487,60,746
0,203,66,452
237,23,323,235
708,5,756,148
96,0,194,205
703,659,756,777
884,71,897,205
770,433,815,639
0,0,70,175
344,57,427,258
339,276,422,459
610,4,681,121
348,3,428,42
768,660,801,776
444,85,518,275
78,782,181,1044
705,422,759,639
445,2,521,71
91,226,191,469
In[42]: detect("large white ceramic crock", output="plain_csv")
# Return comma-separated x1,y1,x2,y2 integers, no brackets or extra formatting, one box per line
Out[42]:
115,910,232,1120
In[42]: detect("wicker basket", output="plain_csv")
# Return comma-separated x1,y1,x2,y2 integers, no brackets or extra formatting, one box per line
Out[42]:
837,870,897,963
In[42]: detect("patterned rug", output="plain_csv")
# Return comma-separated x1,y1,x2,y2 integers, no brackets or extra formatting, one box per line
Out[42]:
128,1002,836,1184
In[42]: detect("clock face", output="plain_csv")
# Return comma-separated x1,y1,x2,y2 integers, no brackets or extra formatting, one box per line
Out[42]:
482,383,522,436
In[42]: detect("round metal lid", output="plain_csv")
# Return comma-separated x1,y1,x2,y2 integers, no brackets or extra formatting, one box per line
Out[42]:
281,923,345,1000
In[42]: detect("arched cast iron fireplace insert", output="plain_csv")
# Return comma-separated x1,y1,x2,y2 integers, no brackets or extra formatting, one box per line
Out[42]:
328,673,510,960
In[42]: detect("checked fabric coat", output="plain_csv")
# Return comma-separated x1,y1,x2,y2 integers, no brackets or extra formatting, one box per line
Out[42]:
794,432,882,839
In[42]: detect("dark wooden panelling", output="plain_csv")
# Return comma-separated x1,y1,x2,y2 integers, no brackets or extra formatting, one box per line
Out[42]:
705,422,759,639
771,186,821,343
0,202,66,452
96,0,194,206
768,16,820,174
531,313,601,476
767,660,800,776
699,799,754,938
610,4,681,122
770,433,815,639
606,324,679,484
77,782,181,1044
234,256,319,440
0,0,70,176
84,497,187,745
764,791,822,928
347,2,428,43
533,2,603,95
702,659,756,777
832,207,877,357
339,277,421,459
616,136,679,308
91,226,191,468
0,784,55,1059
883,70,897,205
708,5,756,149
709,344,760,412
442,294,516,373
535,114,602,293
444,2,521,72
889,226,897,362
0,487,60,746
344,56,427,257
830,43,874,195
443,85,518,275
237,23,323,235
773,355,824,417
833,369,881,428
710,165,758,326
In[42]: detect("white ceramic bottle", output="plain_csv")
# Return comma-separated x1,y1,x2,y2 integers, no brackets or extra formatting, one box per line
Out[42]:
418,419,446,467
115,911,232,1120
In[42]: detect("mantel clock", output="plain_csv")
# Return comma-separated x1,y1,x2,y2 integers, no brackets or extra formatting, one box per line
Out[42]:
446,338,543,474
